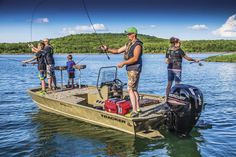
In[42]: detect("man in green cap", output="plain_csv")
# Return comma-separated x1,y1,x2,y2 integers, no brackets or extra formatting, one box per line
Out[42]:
101,27,143,117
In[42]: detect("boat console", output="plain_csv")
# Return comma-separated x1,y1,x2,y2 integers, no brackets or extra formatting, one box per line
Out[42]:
88,66,126,107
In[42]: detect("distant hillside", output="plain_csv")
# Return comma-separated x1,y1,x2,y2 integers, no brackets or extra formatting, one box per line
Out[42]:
0,33,236,54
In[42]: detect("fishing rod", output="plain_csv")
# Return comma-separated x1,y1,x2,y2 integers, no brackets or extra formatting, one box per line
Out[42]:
76,55,90,64
0,56,30,66
81,0,110,60
74,46,92,64
30,0,45,42
0,56,22,62
189,51,235,66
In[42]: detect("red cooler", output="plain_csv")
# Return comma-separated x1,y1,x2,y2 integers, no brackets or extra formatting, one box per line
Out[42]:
104,99,131,115
116,100,131,115
104,98,120,114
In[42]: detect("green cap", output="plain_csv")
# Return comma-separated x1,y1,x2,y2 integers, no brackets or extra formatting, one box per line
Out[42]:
124,27,138,34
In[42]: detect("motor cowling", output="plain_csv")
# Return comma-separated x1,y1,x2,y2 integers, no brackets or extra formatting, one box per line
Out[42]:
166,84,203,135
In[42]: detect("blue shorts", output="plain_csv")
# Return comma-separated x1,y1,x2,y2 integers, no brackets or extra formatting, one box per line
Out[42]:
168,69,182,82
68,72,75,78
38,70,46,80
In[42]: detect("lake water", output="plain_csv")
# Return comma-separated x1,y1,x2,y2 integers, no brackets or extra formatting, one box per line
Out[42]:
0,54,235,157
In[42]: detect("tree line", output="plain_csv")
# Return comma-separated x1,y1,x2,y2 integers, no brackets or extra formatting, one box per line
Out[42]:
0,33,236,54
205,53,236,62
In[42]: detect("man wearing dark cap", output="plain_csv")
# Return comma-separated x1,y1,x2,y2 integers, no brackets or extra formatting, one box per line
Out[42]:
165,37,199,101
101,27,143,117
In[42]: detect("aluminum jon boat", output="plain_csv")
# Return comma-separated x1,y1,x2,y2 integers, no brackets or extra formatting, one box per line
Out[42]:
28,66,204,139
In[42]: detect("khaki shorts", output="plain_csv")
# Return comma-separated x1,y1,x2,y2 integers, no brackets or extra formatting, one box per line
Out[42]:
46,64,55,79
127,71,140,91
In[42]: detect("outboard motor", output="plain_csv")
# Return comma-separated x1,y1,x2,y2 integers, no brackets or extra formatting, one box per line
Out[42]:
166,84,203,135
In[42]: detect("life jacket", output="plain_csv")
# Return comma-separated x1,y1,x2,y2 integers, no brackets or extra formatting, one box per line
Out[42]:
44,45,55,65
36,50,47,70
124,39,143,72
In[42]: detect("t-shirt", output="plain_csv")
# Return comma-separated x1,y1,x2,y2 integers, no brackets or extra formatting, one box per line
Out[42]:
166,48,186,70
35,50,46,70
66,60,76,73
44,45,55,65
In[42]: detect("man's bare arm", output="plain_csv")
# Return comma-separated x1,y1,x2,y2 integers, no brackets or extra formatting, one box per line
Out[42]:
101,45,126,54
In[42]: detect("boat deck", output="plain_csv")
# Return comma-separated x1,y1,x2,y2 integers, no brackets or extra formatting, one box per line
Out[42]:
41,86,166,119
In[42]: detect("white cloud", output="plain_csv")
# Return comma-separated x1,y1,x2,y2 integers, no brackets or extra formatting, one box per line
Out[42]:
150,25,157,28
33,18,49,23
139,25,157,29
188,24,208,30
212,14,236,37
62,24,107,35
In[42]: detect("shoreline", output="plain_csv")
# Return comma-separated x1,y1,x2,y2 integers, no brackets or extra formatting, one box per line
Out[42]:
1,52,235,63
205,53,236,63
0,52,234,55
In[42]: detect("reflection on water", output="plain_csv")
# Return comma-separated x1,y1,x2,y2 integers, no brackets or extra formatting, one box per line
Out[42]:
30,110,202,157
0,54,235,156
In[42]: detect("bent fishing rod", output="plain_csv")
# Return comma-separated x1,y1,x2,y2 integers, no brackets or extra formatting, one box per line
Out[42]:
189,51,235,66
81,0,110,60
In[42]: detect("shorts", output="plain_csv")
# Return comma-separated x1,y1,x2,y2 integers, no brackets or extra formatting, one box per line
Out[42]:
168,69,182,82
46,64,55,79
68,72,75,78
127,71,140,91
38,70,46,80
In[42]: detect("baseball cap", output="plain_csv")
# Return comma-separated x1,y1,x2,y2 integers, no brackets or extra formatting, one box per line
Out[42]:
124,27,138,34
43,38,49,42
170,37,180,43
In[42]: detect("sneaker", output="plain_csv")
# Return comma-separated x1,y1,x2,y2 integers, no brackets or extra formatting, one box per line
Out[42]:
125,111,139,118
41,91,46,96
47,88,53,92
131,111,139,117
137,108,142,114
36,90,46,96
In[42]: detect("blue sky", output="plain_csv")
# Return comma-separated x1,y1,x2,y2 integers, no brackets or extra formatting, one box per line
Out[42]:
0,0,236,43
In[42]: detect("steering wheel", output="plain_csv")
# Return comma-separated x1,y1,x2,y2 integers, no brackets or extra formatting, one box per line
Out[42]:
112,79,123,88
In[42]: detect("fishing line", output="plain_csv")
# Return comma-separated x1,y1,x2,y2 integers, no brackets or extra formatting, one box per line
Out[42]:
76,55,89,64
0,56,22,62
30,0,46,42
81,0,110,60
0,56,30,66
189,51,235,66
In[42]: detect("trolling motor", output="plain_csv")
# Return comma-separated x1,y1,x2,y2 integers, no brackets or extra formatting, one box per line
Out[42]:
165,84,204,135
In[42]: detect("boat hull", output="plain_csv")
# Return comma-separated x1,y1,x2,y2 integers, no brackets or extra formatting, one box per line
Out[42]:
28,87,165,139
